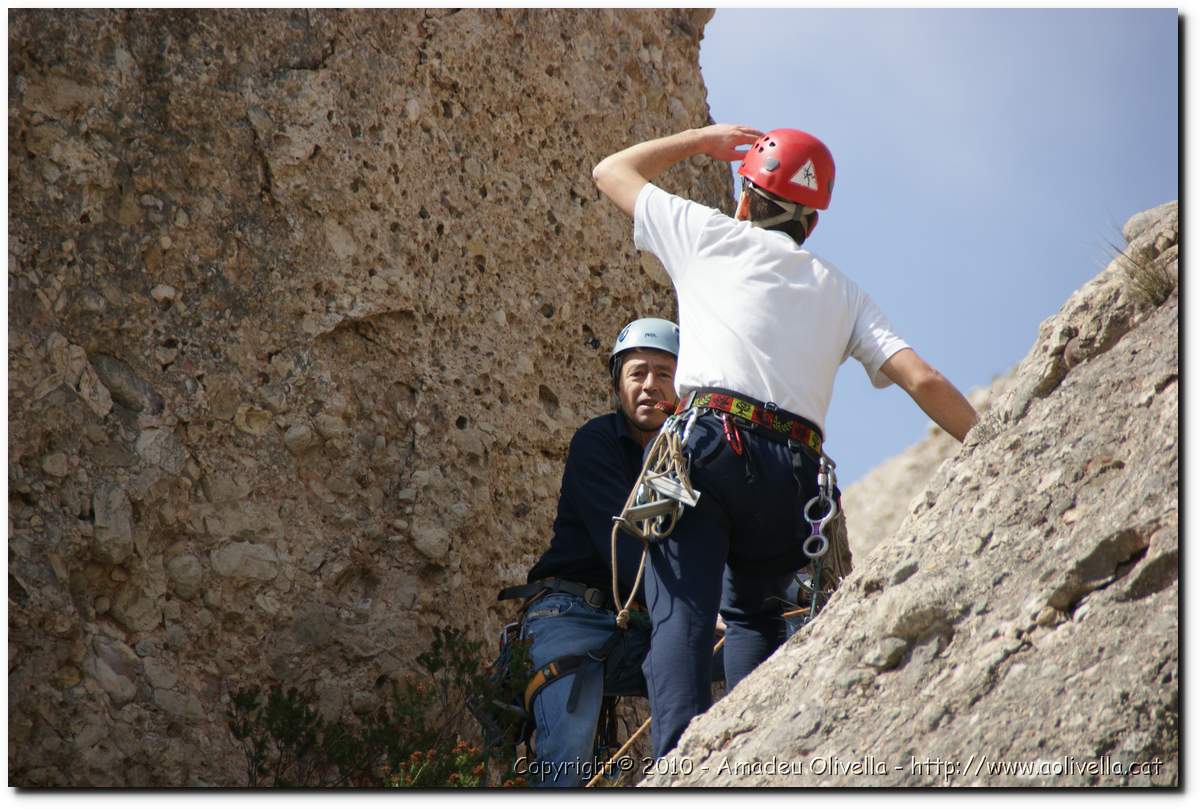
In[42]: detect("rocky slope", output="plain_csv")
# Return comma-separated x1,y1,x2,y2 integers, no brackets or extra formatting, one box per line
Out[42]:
8,9,730,786
842,381,1009,561
646,201,1179,787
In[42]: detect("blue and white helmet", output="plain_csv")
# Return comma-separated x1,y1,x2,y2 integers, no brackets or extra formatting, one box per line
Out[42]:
608,317,679,383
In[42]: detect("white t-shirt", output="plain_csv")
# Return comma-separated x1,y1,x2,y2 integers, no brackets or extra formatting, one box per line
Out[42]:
633,183,909,433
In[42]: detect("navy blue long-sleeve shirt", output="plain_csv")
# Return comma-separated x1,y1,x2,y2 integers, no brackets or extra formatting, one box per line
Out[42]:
527,412,648,604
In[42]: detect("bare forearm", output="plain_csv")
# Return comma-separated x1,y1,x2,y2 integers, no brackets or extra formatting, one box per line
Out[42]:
592,130,703,215
593,129,703,186
910,374,979,442
592,124,763,217
881,348,979,442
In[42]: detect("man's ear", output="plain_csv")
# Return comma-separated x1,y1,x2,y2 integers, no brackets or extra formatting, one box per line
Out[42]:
735,189,751,221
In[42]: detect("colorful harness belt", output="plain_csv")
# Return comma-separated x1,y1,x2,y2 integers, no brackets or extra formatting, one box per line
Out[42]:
680,388,824,455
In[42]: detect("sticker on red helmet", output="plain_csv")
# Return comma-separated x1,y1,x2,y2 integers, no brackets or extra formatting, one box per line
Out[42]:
790,159,818,191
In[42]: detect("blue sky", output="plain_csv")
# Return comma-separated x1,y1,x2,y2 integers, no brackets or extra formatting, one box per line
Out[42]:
699,8,1179,485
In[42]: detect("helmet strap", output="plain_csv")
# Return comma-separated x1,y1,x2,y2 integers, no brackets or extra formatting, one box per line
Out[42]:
745,182,815,233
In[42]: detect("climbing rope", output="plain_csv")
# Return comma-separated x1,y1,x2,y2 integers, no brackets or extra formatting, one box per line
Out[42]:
609,411,698,629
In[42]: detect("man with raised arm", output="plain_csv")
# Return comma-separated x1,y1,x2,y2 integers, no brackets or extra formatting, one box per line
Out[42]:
592,124,979,758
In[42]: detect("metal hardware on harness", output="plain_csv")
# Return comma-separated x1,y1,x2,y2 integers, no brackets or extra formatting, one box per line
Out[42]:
613,413,702,543
621,498,678,526
681,407,700,444
499,620,520,644
610,410,702,629
720,412,744,456
800,455,839,619
468,618,534,755
647,474,701,507
801,456,838,559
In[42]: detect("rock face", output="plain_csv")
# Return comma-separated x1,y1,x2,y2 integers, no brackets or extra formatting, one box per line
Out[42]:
8,9,729,786
645,202,1178,787
842,382,1010,561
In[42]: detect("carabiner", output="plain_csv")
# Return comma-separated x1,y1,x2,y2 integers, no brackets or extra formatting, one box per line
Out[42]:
803,493,838,526
681,407,700,444
721,413,744,456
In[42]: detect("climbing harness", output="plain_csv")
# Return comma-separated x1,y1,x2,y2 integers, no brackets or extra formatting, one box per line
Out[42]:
681,388,823,455
523,630,624,715
492,390,847,781
475,579,651,763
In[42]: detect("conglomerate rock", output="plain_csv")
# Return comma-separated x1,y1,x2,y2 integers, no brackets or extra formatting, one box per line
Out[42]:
841,380,1011,561
8,8,729,786
644,202,1178,787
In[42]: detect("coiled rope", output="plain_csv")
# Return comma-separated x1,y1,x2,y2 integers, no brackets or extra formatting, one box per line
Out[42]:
609,418,695,629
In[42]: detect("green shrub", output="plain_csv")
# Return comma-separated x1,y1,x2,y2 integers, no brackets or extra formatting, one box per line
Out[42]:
226,626,525,788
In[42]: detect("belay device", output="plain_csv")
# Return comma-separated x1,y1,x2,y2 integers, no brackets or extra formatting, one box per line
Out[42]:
795,454,838,622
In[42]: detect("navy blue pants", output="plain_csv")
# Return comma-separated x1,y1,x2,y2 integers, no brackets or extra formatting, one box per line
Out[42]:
641,412,822,758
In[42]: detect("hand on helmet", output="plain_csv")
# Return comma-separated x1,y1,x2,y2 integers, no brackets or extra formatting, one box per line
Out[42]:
696,124,764,162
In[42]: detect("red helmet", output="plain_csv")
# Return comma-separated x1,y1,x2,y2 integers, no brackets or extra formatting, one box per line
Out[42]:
737,129,835,210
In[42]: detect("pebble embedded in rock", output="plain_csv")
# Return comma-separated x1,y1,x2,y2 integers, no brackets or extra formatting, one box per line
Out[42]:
42,453,70,477
863,637,908,671
234,404,273,436
92,484,134,565
210,542,279,581
283,423,317,454
411,524,450,562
